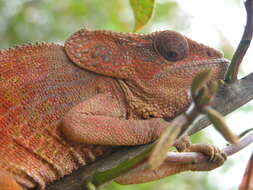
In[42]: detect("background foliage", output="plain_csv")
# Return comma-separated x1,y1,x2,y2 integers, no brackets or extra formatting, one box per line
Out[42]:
0,0,249,190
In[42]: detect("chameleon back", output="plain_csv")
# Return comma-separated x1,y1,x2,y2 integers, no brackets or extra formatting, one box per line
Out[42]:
0,43,109,189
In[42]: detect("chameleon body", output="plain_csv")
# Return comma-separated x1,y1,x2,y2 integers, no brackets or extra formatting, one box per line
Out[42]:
0,29,228,189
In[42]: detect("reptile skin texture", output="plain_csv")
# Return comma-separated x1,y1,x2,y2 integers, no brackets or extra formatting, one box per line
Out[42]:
0,29,228,189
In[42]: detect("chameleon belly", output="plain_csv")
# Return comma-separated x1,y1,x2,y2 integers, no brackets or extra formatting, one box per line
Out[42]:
0,44,110,189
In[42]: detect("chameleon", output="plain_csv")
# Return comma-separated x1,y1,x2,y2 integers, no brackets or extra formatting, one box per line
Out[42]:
0,28,229,190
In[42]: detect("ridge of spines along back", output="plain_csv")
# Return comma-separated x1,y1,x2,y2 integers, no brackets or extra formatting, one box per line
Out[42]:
0,42,62,56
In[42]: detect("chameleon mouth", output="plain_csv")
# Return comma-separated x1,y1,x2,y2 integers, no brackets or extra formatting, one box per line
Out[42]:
168,58,229,79
152,58,229,82
170,58,229,72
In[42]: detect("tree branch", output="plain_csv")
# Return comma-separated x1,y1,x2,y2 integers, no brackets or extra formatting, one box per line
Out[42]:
119,132,253,168
225,0,253,83
164,132,253,164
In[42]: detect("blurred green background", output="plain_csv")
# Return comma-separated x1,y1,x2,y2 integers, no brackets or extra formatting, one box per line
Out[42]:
0,0,251,190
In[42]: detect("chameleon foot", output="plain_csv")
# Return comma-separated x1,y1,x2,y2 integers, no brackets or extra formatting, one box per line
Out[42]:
188,144,227,171
115,143,226,184
174,135,191,152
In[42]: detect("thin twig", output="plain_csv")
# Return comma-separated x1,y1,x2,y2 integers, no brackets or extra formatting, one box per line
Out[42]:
239,128,253,138
163,132,253,164
225,0,253,83
113,132,253,184
125,132,253,168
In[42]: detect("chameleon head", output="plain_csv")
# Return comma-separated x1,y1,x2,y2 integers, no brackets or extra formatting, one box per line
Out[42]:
143,30,229,118
65,29,229,119
151,30,229,84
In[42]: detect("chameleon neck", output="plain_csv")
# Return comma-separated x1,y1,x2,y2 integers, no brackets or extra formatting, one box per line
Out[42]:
116,78,190,120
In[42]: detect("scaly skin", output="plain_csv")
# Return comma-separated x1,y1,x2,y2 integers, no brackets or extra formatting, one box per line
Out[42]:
0,43,114,189
0,29,228,189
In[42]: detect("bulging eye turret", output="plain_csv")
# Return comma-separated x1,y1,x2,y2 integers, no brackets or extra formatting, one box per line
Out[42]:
153,31,189,62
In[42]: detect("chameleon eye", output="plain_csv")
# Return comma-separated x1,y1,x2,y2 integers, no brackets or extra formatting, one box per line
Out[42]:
153,31,189,62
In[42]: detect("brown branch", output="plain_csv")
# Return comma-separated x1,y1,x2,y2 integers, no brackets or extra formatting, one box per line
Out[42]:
113,132,253,183
225,132,253,156
163,132,253,164
225,0,253,83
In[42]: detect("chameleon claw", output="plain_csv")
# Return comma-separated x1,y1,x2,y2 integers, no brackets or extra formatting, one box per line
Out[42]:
188,144,227,167
174,135,191,152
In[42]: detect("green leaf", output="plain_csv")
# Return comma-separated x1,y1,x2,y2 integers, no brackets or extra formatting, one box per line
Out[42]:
85,181,96,190
191,70,211,97
148,116,185,169
130,0,155,31
92,146,152,186
205,107,239,144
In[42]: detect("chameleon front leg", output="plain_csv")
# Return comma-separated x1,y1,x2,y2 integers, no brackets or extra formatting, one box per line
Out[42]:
115,144,227,184
0,171,23,190
62,93,227,185
61,93,169,146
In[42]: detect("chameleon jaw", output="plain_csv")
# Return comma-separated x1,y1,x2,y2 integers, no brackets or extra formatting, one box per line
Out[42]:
169,58,229,74
153,58,229,83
